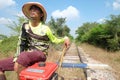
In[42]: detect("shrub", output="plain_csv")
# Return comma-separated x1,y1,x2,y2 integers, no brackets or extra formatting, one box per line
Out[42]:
0,36,18,54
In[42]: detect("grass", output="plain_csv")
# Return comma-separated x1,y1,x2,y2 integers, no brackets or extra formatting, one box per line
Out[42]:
0,40,2,43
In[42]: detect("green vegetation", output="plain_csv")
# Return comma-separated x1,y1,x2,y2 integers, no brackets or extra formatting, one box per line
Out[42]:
0,16,27,54
0,36,18,55
47,17,73,40
0,40,1,42
75,14,120,51
0,34,7,40
0,16,72,54
0,14,120,53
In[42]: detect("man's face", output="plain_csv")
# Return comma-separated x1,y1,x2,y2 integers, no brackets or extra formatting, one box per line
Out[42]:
29,6,43,20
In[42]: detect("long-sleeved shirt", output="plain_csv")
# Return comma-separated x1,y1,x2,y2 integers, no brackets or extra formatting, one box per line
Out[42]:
14,21,65,58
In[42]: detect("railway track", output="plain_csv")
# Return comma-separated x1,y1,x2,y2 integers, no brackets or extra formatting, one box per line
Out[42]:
57,43,86,80
57,43,116,80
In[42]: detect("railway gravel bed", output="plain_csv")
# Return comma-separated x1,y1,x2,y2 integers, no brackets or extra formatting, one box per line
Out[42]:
77,46,117,80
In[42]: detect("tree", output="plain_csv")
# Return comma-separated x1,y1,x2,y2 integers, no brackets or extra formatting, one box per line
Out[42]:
75,22,99,41
6,16,27,36
47,17,71,37
105,15,120,51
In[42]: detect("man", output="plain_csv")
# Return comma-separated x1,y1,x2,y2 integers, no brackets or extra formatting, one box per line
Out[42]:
0,2,70,80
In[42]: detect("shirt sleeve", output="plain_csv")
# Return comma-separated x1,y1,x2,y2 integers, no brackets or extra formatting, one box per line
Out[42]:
46,26,65,44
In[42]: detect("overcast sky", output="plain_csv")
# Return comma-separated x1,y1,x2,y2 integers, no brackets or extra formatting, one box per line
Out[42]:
0,0,120,37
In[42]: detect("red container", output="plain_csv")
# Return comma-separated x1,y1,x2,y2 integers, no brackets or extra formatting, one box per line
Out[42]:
19,62,58,80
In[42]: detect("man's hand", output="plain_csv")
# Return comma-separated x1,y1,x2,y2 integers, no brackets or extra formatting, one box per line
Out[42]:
64,37,70,49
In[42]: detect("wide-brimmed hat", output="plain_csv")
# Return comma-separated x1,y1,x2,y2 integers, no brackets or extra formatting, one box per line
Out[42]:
22,2,47,22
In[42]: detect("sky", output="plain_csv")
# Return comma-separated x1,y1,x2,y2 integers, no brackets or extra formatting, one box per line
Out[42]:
0,0,120,37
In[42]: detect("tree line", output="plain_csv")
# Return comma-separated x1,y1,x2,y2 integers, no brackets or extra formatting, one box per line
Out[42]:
75,14,120,51
0,14,120,53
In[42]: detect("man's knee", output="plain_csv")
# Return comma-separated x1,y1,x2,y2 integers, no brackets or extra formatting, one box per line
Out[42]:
14,62,26,73
0,71,4,75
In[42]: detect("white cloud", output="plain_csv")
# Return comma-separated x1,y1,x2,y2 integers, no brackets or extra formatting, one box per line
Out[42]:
97,18,106,23
51,6,80,21
0,0,15,9
113,0,120,10
0,17,12,25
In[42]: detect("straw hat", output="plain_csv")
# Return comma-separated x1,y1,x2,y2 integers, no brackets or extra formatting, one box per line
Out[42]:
22,2,47,22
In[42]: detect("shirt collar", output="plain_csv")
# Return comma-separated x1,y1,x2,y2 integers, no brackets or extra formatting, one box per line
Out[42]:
29,21,42,28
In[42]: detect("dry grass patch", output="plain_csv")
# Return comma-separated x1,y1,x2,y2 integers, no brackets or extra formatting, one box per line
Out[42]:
79,43,120,79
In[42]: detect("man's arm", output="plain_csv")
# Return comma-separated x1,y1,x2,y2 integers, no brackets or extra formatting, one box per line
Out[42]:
46,26,70,48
